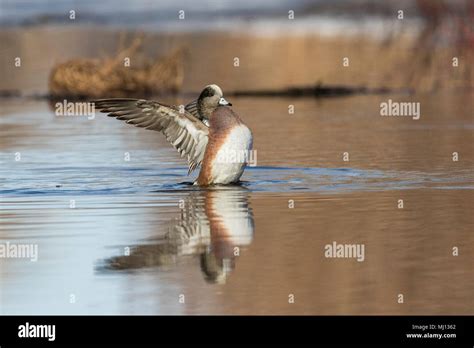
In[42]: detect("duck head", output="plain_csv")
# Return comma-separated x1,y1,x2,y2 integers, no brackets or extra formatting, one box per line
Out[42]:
197,84,232,122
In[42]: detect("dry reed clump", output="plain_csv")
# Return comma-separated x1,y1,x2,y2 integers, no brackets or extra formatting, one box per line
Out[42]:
404,0,474,91
48,38,185,98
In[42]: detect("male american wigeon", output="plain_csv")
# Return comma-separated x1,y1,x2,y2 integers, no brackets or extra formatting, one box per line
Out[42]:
93,84,253,185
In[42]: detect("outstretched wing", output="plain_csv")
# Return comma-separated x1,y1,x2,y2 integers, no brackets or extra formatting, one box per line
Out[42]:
93,98,209,174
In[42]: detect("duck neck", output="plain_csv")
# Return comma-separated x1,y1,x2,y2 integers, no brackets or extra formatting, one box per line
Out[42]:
198,101,215,120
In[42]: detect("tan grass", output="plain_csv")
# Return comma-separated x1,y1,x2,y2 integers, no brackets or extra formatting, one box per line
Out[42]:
48,37,185,98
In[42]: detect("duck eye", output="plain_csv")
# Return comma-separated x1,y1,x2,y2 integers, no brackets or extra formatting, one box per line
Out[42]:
200,88,215,99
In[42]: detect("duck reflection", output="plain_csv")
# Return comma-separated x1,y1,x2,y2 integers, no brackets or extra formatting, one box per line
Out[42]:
103,186,254,284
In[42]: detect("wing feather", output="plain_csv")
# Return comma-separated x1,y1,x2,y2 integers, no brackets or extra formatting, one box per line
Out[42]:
93,98,209,174
184,99,200,119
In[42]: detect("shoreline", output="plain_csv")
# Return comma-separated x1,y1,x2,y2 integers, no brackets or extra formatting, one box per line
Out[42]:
0,25,471,98
0,84,405,101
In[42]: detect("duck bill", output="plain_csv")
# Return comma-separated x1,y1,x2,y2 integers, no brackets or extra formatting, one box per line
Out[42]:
218,97,232,106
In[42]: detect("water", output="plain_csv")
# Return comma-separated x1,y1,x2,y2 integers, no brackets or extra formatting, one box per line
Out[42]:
1,94,473,314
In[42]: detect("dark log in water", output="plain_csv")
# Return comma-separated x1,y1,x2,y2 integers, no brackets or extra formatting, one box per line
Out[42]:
0,90,21,98
229,84,397,98
0,84,409,101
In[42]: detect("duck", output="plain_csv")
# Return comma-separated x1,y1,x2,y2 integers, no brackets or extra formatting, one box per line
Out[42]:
93,84,253,185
